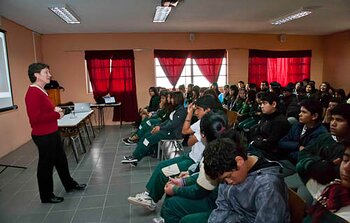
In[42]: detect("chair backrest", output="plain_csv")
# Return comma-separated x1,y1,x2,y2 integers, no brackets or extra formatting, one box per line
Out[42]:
288,188,306,223
226,110,238,126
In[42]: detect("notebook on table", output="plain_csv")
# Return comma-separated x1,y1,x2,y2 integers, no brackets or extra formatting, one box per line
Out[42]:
74,103,91,113
103,96,116,104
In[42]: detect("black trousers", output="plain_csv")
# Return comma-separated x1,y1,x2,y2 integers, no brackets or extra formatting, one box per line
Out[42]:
32,131,76,201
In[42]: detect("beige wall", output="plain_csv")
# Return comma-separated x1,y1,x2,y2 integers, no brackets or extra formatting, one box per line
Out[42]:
1,16,346,158
0,18,37,158
323,30,350,92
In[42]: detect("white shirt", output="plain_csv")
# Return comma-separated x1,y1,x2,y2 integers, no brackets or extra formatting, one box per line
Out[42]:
188,120,205,163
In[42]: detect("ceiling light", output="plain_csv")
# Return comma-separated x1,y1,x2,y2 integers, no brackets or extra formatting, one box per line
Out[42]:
153,6,172,23
271,7,312,25
48,4,80,24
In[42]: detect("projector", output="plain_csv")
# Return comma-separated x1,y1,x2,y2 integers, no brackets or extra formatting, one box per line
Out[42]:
161,0,182,7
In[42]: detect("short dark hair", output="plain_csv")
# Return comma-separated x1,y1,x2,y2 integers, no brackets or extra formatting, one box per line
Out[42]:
203,138,247,180
28,63,49,83
200,110,228,142
260,92,279,105
195,94,216,110
331,103,350,126
299,99,323,122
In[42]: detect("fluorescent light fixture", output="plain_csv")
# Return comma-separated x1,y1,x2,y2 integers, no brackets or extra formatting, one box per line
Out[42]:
48,4,80,24
153,6,172,23
271,8,312,25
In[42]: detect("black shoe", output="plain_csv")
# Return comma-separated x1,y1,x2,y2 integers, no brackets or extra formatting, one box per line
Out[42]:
66,183,87,192
121,155,138,164
42,196,64,203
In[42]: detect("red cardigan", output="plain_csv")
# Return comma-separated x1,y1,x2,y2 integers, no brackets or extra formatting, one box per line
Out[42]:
25,86,60,136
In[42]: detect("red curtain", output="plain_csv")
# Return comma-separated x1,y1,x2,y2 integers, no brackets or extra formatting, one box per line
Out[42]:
86,58,110,98
192,49,226,83
194,58,223,83
248,50,311,87
110,51,138,122
154,50,189,88
86,50,138,122
248,57,268,85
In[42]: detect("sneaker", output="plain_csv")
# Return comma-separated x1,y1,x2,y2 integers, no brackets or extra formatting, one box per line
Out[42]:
128,192,157,211
121,155,138,164
123,138,138,146
153,217,164,223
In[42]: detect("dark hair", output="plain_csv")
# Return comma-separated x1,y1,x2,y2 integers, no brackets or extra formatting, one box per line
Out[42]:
238,81,245,85
319,82,331,92
331,103,350,126
195,94,216,110
178,84,185,90
149,87,159,96
199,87,208,94
335,89,346,101
203,138,247,180
305,83,316,93
28,63,49,83
229,85,239,98
246,90,256,102
172,91,184,107
200,110,228,142
261,80,269,86
260,92,279,105
159,90,168,97
192,85,200,99
299,99,323,122
329,97,342,104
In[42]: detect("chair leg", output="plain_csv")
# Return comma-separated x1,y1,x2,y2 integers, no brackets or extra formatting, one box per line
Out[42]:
70,136,80,163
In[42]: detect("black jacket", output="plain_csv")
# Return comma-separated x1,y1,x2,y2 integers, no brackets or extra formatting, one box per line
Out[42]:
251,111,290,152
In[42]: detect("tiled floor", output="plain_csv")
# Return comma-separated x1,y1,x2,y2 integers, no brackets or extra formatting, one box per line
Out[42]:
0,125,162,223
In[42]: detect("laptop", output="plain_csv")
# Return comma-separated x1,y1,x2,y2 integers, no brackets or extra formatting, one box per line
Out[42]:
103,96,116,104
74,103,91,113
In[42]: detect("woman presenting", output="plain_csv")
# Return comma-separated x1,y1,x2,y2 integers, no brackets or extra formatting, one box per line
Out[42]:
25,63,86,203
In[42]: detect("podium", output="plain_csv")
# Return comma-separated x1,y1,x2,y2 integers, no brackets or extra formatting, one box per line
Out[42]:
47,88,61,106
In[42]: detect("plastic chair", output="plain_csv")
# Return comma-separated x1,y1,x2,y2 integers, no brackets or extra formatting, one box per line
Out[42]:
157,139,184,160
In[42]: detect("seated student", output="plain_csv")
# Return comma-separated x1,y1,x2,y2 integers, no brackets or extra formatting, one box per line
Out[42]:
122,91,186,166
236,89,257,122
278,99,328,164
203,138,290,223
248,92,290,160
157,111,233,223
127,95,217,210
139,86,160,115
282,84,300,120
231,88,246,111
322,98,342,131
297,103,350,185
236,91,263,131
123,90,173,145
303,140,350,223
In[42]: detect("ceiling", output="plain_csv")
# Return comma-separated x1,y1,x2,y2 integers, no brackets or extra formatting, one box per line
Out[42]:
0,0,349,35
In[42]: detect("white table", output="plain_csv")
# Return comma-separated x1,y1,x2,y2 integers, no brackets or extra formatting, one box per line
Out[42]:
58,110,94,162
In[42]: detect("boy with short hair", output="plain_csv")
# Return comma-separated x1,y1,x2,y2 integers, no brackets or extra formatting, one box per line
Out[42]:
297,103,350,185
203,138,290,223
249,92,290,160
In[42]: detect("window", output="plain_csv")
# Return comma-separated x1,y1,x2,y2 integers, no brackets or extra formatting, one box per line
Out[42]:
155,57,227,88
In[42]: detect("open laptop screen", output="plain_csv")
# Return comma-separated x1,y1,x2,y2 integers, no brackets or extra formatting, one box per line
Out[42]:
103,96,116,104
